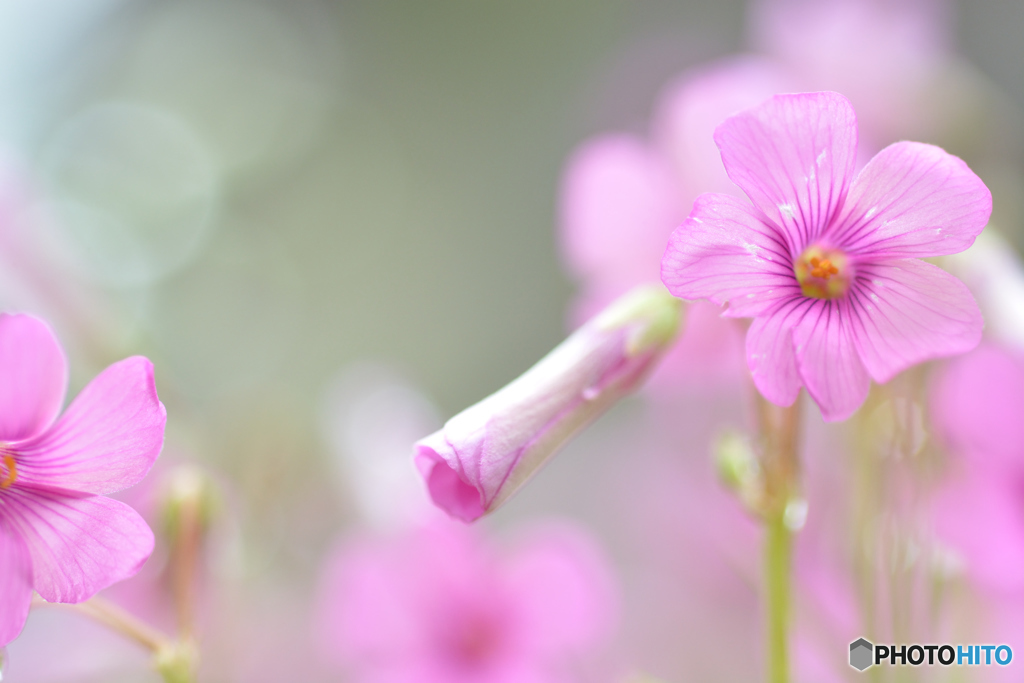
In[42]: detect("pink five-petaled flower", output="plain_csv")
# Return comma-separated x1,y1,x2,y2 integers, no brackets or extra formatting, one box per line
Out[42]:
316,521,617,683
0,313,166,645
661,91,991,420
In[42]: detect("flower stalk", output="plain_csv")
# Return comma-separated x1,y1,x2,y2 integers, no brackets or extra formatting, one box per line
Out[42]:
32,595,197,683
756,394,802,683
164,465,217,641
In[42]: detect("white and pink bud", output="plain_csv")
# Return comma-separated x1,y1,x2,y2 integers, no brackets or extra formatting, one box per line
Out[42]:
414,285,683,522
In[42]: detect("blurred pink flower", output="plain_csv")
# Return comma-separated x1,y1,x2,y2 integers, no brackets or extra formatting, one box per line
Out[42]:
415,286,679,522
316,520,617,683
0,313,165,645
929,342,1024,593
652,57,797,207
661,91,989,420
751,0,952,151
930,342,1024,473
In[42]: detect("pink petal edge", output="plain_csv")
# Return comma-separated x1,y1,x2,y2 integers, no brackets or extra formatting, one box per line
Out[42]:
0,313,68,442
850,259,983,383
4,490,154,603
0,522,33,646
415,436,487,523
17,356,166,495
829,141,992,258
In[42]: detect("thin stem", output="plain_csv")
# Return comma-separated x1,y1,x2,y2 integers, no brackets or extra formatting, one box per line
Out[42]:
756,394,802,683
765,512,791,683
172,497,202,639
32,595,172,653
32,596,197,683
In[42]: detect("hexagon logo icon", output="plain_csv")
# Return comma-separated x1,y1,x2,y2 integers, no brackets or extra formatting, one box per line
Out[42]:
850,638,874,671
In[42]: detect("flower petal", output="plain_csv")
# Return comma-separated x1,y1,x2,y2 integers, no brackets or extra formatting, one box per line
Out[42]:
416,436,487,524
714,91,858,254
653,56,797,200
3,488,153,603
746,296,811,407
661,192,800,317
827,141,991,258
848,259,983,383
932,468,1024,593
791,299,871,421
0,522,33,646
929,343,1024,470
503,524,617,656
17,356,166,495
559,134,685,286
0,313,67,442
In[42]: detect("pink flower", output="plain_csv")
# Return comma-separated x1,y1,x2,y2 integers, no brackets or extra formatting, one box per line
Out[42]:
316,520,617,683
559,1,956,396
415,286,680,522
929,342,1024,592
0,313,165,645
930,342,1024,472
661,92,990,420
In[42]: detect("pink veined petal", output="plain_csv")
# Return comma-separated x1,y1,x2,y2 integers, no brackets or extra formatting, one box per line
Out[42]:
745,296,811,407
16,356,166,495
558,134,685,285
661,192,800,318
790,298,871,422
848,259,983,383
714,91,858,255
3,488,154,603
827,141,992,258
0,313,68,442
0,522,33,646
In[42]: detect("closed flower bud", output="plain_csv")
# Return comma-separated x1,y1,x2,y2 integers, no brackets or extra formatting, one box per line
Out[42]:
415,285,682,522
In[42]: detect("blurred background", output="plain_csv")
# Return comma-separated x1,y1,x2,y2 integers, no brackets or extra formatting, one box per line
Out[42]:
2,0,1024,681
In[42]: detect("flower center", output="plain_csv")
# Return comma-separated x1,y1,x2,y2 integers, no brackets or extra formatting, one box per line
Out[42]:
793,245,853,300
0,452,17,489
444,611,504,668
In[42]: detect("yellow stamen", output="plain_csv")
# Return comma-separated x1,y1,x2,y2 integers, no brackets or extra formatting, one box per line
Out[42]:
0,454,16,489
794,245,852,300
810,258,839,279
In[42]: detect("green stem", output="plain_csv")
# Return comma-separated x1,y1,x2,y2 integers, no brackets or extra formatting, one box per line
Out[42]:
765,508,792,683
757,395,802,683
